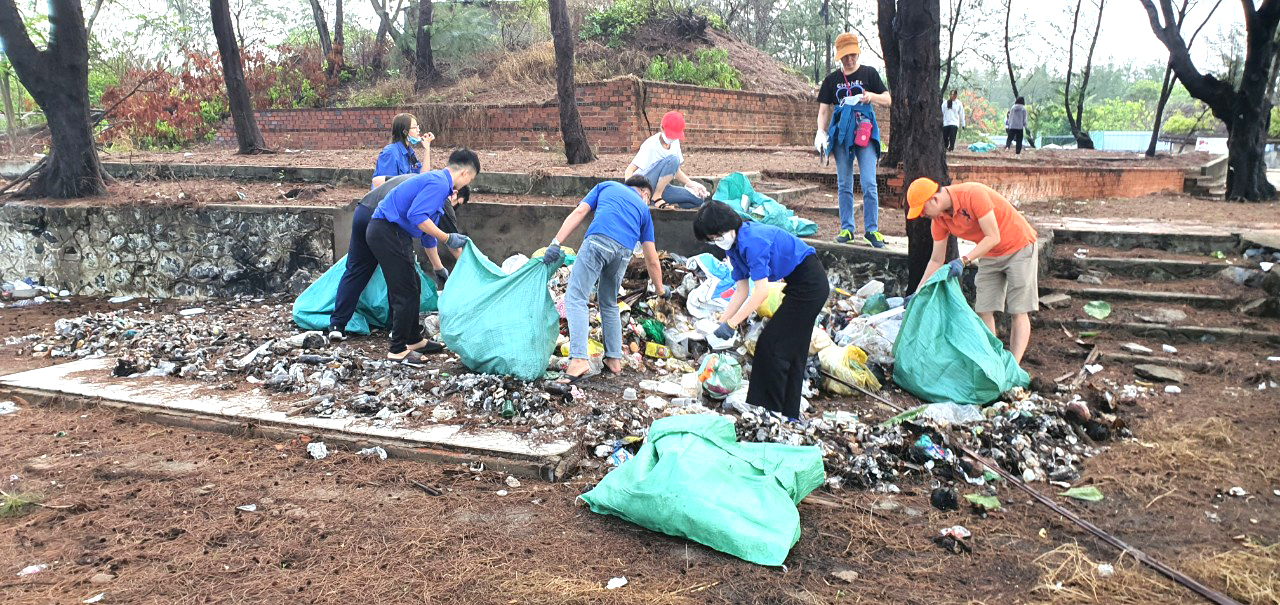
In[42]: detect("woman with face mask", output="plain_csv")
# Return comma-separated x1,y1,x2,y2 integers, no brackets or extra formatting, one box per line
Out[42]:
624,110,709,210
692,201,829,420
372,113,434,189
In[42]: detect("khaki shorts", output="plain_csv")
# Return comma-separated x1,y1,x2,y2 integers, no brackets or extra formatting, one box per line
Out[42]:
974,244,1038,314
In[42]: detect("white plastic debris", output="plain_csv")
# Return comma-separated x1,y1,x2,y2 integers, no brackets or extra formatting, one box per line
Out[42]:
357,447,387,460
83,593,105,603
939,525,971,539
17,563,48,576
0,401,18,415
1261,261,1275,272
496,490,509,496
1084,364,1103,375
1164,386,1182,394
1162,344,1178,354
1228,486,1247,497
306,442,329,460
108,296,134,304
505,476,521,488
606,577,628,590
1097,563,1115,577
236,504,257,512
178,308,205,317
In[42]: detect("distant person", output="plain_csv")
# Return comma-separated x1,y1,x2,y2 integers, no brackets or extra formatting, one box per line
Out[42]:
906,177,1038,363
366,149,481,361
372,113,433,189
941,90,964,152
624,110,709,209
815,32,892,248
1006,97,1028,155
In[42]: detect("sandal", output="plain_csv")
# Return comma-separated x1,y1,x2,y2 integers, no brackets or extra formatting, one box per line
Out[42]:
407,339,445,354
557,367,599,385
651,199,676,210
603,359,624,375
387,350,426,363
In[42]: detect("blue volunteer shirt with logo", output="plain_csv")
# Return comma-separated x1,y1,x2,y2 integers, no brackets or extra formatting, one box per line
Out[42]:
581,181,655,250
728,221,816,282
372,142,421,188
371,169,453,248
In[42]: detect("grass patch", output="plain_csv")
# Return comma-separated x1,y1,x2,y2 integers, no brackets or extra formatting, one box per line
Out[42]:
0,489,41,518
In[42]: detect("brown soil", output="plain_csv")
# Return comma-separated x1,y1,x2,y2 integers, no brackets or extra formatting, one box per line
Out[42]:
1049,243,1239,263
1040,275,1258,298
0,178,369,209
945,148,1220,169
1020,193,1280,230
2,283,1278,604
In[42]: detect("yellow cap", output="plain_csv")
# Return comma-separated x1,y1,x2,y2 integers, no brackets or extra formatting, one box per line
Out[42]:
906,177,939,220
834,32,861,60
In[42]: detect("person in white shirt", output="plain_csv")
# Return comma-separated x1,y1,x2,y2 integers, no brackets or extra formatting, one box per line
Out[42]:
624,110,709,209
941,90,965,152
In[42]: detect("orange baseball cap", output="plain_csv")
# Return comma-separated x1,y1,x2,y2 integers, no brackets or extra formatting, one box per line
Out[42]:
906,177,939,219
834,32,861,60
661,111,685,140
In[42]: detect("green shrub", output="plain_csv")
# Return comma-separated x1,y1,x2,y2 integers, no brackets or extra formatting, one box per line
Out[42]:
645,48,741,90
580,0,649,47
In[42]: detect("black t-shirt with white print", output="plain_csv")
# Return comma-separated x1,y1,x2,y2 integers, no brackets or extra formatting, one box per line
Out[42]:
817,65,887,105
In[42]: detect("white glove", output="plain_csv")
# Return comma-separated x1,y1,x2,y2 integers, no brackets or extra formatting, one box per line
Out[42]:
814,130,829,153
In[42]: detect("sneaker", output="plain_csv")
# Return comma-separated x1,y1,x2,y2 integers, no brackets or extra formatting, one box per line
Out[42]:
864,231,886,249
835,229,855,244
327,329,346,342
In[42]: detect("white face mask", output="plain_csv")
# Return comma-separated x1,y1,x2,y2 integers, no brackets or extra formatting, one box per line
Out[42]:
658,133,670,145
712,231,735,250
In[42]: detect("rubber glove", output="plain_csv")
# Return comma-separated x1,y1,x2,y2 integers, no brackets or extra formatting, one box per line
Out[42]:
446,233,469,249
434,268,449,283
713,322,735,340
543,243,562,266
946,258,965,279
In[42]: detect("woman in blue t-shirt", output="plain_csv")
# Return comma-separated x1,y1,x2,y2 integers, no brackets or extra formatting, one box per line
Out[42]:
372,113,433,188
693,201,829,420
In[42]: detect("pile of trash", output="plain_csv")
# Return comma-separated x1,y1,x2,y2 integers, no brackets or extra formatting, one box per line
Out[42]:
0,277,72,308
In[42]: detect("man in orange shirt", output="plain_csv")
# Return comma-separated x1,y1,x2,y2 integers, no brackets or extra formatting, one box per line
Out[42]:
906,177,1038,363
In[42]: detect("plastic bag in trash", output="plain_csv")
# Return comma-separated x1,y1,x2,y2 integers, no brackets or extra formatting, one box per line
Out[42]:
834,308,902,365
818,345,882,394
500,253,530,275
697,353,742,400
758,282,786,318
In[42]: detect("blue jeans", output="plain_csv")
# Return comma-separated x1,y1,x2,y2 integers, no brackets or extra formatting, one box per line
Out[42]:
638,154,704,208
565,234,631,359
833,142,879,235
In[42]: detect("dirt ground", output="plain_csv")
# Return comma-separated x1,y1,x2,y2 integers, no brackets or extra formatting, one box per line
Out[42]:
0,179,370,209
1018,193,1280,230
88,147,1216,178
1,286,1277,604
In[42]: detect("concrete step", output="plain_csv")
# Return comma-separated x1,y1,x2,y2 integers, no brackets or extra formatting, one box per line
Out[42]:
1051,256,1230,281
1070,319,1280,345
1049,227,1241,256
759,183,819,205
1039,284,1240,310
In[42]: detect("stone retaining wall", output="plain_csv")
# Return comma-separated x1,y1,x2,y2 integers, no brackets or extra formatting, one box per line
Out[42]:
214,79,843,154
0,204,340,299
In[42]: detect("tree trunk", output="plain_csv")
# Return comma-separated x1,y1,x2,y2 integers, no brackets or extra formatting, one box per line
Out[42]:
309,0,332,64
0,69,17,154
941,0,962,94
893,0,953,294
0,0,105,198
877,0,902,168
330,0,345,79
211,0,268,154
1141,0,1278,201
548,0,594,164
1147,64,1176,157
1004,0,1019,99
822,0,831,75
413,0,440,91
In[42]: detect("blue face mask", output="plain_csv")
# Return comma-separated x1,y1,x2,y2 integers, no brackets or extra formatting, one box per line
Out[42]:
407,136,422,145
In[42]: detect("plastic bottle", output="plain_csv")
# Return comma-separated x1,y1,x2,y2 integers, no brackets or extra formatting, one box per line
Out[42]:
500,399,516,419
670,397,699,407
621,387,637,401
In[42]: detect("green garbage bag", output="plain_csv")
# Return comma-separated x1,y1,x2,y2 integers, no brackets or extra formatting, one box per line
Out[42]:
438,244,560,380
579,414,825,566
292,254,438,334
697,352,742,400
712,172,818,237
892,269,1029,404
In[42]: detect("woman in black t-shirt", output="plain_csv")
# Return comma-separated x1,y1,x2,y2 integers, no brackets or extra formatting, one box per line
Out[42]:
815,32,892,249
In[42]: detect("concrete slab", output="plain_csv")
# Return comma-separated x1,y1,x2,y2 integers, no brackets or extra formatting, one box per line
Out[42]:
1242,229,1280,251
0,358,580,481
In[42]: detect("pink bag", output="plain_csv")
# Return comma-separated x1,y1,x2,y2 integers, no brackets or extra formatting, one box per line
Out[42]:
854,116,873,147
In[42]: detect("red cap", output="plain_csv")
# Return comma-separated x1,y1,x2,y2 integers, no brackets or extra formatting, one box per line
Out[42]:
660,111,685,140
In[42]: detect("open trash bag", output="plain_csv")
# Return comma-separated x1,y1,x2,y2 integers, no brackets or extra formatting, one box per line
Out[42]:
892,269,1029,404
579,414,825,566
712,172,818,237
439,244,560,380
292,254,438,334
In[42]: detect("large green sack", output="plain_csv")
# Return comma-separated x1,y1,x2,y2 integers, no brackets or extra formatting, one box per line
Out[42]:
712,172,819,237
438,244,560,380
579,414,825,566
892,269,1029,404
292,254,438,334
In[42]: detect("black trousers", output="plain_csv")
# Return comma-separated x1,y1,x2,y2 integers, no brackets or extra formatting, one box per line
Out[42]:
366,218,423,353
330,204,376,332
942,125,959,151
1006,128,1024,154
748,254,829,419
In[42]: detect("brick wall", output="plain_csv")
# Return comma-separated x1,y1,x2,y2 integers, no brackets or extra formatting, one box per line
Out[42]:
214,78,837,153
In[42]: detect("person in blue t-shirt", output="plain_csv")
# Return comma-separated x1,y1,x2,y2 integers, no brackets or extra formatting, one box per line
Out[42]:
372,113,433,189
367,148,481,361
693,201,829,419
542,175,668,383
